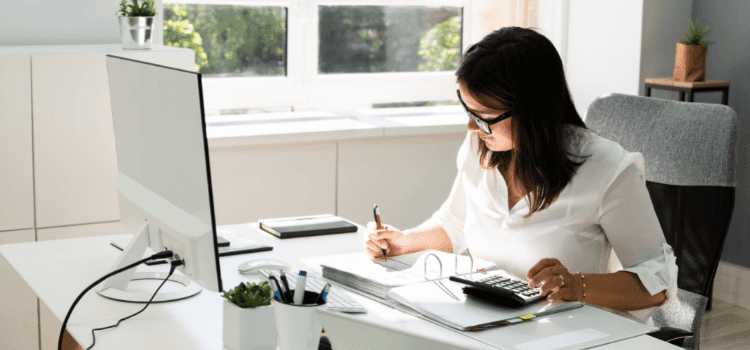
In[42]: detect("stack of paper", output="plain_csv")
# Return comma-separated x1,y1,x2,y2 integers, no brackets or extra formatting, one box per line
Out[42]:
320,250,496,300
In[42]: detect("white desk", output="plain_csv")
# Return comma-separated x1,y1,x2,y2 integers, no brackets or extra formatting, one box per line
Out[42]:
0,223,681,350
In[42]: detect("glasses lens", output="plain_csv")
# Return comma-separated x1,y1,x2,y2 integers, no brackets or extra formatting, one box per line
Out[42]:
471,114,491,134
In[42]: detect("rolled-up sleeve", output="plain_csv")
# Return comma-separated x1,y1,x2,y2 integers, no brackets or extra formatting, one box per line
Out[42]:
431,133,473,254
598,153,679,312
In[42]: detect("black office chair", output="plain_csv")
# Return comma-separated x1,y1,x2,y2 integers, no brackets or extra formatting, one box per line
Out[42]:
585,93,739,349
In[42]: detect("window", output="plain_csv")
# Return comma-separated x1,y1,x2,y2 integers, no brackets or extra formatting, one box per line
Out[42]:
163,4,287,77
160,1,473,115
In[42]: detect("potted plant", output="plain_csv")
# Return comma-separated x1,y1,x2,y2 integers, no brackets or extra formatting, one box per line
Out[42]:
673,19,713,82
116,0,157,49
221,281,277,350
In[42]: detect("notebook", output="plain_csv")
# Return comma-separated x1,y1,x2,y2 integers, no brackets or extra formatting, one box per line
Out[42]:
319,250,496,300
259,214,358,239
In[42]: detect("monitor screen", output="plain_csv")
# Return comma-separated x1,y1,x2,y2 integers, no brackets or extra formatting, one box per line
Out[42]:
106,55,222,292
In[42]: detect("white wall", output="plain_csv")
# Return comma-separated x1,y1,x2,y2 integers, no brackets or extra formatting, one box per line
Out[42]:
565,0,645,118
565,0,694,117
0,0,164,45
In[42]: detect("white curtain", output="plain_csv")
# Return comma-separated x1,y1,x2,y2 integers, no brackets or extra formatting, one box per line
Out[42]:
470,0,540,44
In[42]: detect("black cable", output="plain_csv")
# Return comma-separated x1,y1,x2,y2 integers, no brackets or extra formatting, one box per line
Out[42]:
86,260,182,350
57,250,174,350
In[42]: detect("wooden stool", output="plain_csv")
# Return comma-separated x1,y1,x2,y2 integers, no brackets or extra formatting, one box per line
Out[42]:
644,77,730,105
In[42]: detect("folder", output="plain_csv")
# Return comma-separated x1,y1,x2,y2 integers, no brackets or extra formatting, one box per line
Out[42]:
388,272,584,331
319,250,496,300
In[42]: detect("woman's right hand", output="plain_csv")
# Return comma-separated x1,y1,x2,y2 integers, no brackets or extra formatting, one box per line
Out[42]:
365,222,408,260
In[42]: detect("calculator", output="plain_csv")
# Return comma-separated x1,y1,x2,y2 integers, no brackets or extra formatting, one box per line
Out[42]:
449,270,546,307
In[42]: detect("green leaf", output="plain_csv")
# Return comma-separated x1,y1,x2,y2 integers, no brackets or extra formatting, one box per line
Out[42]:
679,19,712,45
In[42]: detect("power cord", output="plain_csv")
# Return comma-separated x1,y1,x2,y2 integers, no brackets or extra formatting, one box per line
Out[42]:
86,259,182,349
57,250,176,350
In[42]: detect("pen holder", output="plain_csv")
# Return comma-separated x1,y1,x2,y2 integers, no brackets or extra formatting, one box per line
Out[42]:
271,291,328,350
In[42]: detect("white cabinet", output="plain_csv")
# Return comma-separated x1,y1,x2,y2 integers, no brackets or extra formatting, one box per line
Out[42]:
209,142,337,225
0,54,34,232
0,44,194,350
337,133,465,230
0,230,38,350
36,221,129,242
28,47,195,229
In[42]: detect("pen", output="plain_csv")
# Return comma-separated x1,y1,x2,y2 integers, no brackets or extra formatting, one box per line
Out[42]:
373,204,387,261
270,281,285,303
279,270,292,301
535,302,584,317
315,283,332,304
293,270,307,305
268,276,286,303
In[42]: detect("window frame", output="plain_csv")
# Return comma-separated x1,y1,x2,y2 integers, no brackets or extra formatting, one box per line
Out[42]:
159,0,473,114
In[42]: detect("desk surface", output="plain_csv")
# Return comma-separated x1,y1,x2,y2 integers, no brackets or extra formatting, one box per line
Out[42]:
0,223,681,350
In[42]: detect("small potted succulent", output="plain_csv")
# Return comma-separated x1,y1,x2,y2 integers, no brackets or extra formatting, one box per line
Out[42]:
221,281,277,350
116,0,157,49
673,19,713,82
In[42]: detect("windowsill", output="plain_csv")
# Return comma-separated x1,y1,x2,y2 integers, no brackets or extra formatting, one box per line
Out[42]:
206,105,468,148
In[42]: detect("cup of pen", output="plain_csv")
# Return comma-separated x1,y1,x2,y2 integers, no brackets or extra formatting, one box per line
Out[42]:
271,289,328,350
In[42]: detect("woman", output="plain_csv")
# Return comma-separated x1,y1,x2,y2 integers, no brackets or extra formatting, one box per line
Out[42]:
365,27,677,319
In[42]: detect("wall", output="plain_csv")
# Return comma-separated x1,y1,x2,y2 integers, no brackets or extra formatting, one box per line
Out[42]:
638,0,694,99
565,0,645,118
0,0,164,45
692,0,750,268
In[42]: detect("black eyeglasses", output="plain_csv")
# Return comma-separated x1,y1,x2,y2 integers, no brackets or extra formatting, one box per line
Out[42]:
456,90,512,135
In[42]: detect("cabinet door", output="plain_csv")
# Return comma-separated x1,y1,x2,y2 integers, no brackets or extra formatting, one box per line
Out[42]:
0,54,34,232
209,142,337,225
337,133,465,230
0,230,39,350
36,221,128,242
32,50,194,229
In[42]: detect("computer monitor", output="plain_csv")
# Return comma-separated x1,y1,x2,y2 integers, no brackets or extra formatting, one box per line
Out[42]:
98,55,223,302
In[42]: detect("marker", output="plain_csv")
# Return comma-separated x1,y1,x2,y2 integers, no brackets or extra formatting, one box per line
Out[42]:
293,270,307,305
268,276,286,303
373,204,387,261
279,270,292,301
315,283,332,304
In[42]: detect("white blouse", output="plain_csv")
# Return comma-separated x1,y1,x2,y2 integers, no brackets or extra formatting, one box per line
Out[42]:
430,129,678,319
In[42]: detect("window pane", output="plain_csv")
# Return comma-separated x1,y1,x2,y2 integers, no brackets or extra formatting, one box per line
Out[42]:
319,6,462,74
164,4,286,77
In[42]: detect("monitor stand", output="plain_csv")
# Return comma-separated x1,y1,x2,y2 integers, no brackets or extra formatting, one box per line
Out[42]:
97,222,202,303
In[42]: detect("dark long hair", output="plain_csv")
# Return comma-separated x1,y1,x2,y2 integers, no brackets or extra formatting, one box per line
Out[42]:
456,27,589,218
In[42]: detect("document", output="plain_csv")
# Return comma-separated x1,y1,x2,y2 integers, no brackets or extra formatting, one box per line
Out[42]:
319,250,496,299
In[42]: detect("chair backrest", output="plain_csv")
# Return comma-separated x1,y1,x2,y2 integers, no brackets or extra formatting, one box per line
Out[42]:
585,93,739,349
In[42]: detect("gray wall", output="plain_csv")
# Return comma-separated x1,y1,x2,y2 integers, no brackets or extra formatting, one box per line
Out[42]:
692,0,750,268
638,0,693,100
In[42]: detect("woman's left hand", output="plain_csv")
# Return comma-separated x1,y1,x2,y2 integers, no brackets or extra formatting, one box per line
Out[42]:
526,258,579,303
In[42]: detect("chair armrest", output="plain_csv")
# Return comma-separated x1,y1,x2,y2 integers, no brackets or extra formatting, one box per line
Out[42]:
648,326,693,346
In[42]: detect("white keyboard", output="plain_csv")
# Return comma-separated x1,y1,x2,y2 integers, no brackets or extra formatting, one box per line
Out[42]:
260,270,367,313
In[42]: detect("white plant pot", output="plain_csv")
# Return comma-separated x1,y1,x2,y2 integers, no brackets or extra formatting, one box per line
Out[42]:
223,300,277,350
